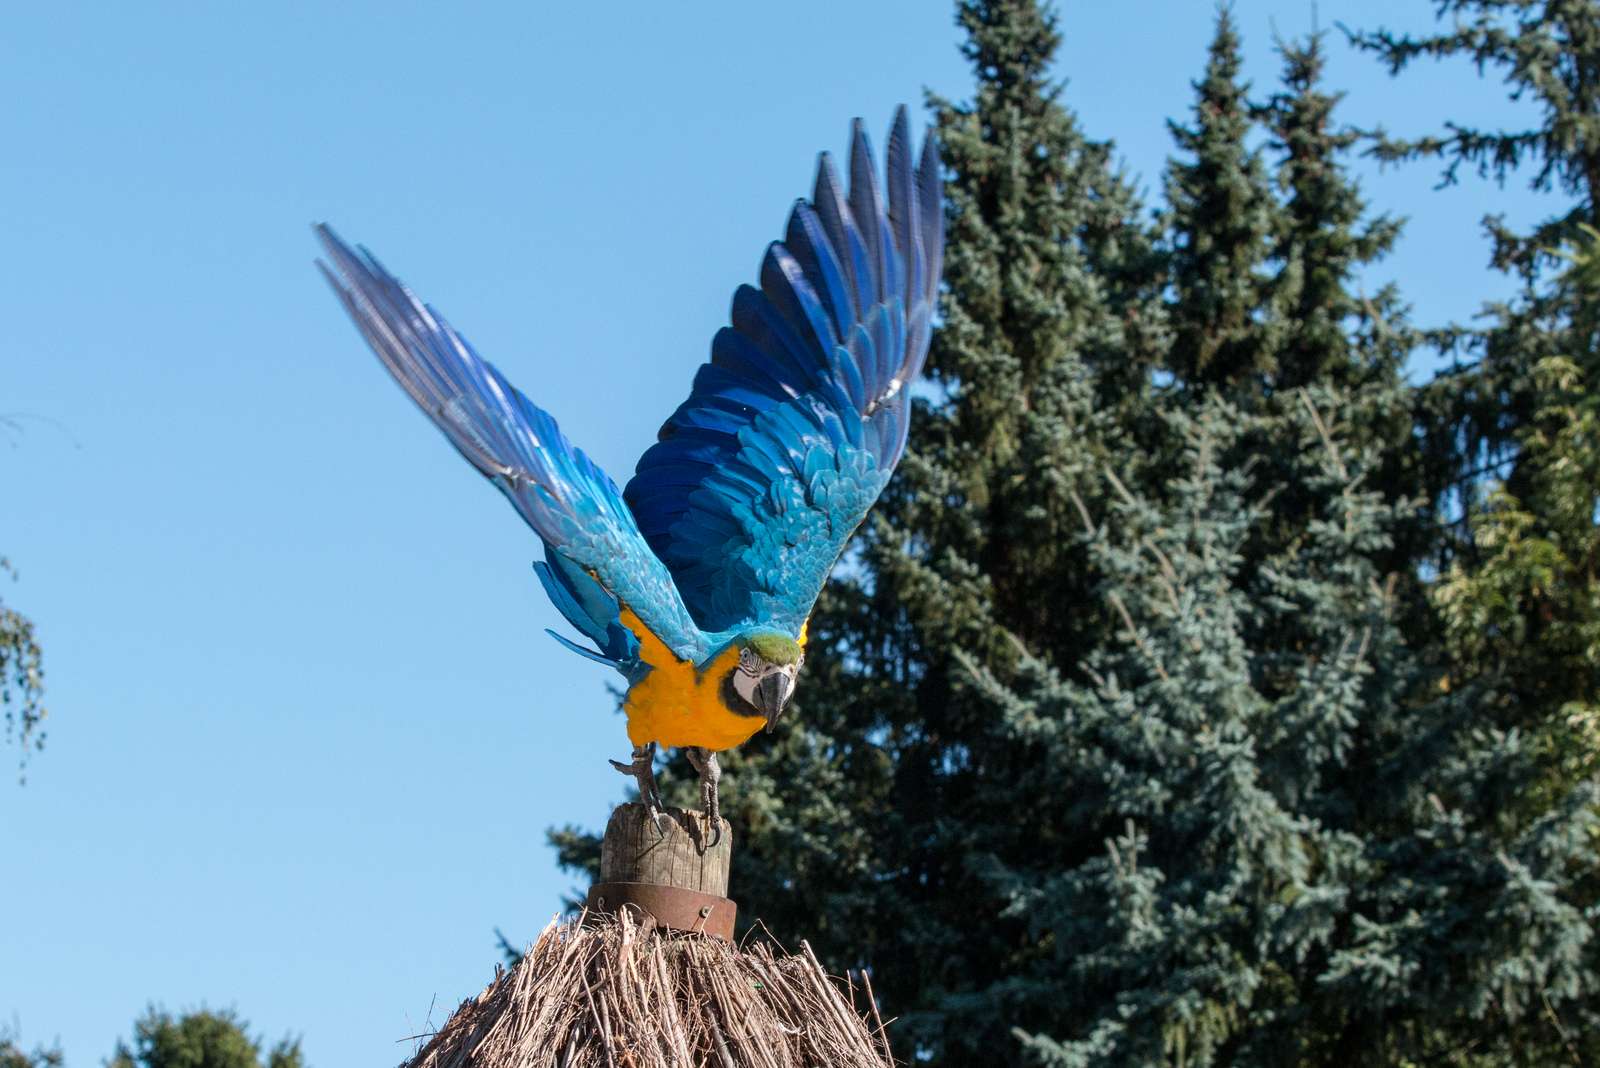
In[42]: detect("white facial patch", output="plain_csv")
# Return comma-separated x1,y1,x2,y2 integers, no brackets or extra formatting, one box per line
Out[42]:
732,658,762,707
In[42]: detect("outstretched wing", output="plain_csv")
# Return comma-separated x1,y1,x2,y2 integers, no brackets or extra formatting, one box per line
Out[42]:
625,109,943,637
315,225,710,665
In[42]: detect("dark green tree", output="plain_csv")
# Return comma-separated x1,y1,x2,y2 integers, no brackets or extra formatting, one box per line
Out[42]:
719,4,1163,1055
0,1031,61,1068
1351,0,1600,279
1257,32,1410,398
1433,231,1600,791
541,3,1600,1065
553,1,1165,1062
108,1009,303,1068
980,382,1599,1066
1349,0,1600,528
1163,6,1277,391
1248,31,1427,624
1350,23,1600,1052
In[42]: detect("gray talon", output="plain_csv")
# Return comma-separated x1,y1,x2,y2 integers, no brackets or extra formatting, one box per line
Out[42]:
683,747,723,848
610,742,666,834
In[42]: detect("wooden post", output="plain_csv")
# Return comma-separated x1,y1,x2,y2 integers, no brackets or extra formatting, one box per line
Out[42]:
585,803,737,938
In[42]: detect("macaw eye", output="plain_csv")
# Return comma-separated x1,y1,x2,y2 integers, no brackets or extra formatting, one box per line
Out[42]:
738,648,760,675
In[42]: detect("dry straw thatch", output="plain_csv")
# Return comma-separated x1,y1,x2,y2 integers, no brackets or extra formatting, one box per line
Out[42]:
402,910,894,1068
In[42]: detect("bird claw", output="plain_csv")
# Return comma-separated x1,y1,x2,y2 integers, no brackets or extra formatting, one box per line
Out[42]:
684,746,723,848
610,743,666,835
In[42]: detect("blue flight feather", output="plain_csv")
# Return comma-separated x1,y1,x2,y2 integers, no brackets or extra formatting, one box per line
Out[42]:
317,109,942,675
315,225,711,666
544,628,616,667
625,108,943,637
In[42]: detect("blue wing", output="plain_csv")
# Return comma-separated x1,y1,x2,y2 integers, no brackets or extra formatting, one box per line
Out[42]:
625,109,943,636
315,225,710,667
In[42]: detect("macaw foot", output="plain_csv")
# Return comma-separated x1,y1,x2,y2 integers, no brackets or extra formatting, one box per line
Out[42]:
683,746,722,847
609,742,667,834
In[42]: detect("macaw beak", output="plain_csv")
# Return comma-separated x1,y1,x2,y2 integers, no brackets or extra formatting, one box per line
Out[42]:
756,669,796,731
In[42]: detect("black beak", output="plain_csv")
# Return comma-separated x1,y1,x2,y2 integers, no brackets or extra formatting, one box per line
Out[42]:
756,672,793,730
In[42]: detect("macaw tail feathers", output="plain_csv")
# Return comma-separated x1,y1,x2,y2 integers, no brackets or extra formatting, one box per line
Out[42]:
532,546,641,674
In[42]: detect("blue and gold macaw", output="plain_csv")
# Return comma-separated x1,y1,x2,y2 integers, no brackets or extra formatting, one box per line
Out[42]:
316,110,941,835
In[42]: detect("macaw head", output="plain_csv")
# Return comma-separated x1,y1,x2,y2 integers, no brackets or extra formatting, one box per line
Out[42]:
725,631,805,731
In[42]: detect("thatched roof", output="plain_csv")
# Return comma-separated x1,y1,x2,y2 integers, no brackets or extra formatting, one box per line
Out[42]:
402,911,894,1068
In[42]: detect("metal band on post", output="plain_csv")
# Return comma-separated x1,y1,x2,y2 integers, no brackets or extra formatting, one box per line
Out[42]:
586,802,737,940
586,881,738,940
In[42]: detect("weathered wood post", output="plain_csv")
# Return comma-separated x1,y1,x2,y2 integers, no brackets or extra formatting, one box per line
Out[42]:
584,803,738,939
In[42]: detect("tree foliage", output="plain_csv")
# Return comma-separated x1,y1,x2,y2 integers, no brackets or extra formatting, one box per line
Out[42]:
548,2,1600,1064
1163,7,1275,389
1,557,46,777
0,1032,61,1068
1350,0,1600,277
108,1009,304,1068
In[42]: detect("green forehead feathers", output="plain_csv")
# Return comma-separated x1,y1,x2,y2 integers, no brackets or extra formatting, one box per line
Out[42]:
745,631,804,666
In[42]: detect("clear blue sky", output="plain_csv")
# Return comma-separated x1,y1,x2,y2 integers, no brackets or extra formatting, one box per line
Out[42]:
2,2,1546,1065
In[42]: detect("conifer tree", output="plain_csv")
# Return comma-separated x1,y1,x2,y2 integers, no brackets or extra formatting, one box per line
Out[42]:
1250,32,1427,613
0,1034,60,1068
1351,0,1600,279
1350,0,1600,522
554,2,1164,1062
961,34,1600,1034
1352,22,1600,1046
987,393,1392,1065
710,4,1163,1059
109,1009,303,1068
1434,231,1600,785
980,384,1598,1067
539,4,1600,1063
1258,33,1407,394
1163,8,1276,391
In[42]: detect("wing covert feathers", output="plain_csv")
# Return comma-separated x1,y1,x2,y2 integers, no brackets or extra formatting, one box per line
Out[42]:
315,106,943,661
626,109,944,636
315,225,709,664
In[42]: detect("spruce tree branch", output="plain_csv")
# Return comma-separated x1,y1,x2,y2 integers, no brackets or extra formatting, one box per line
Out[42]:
1108,592,1170,683
1143,541,1182,588
1155,570,1183,615
1137,543,1184,613
1540,990,1583,1066
1358,289,1394,344
1068,490,1096,535
1299,388,1350,482
1103,468,1139,508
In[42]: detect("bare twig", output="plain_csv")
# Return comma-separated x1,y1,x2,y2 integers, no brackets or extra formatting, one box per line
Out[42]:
860,968,894,1066
1541,991,1583,1066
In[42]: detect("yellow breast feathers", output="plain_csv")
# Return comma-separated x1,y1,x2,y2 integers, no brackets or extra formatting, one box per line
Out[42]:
618,608,761,752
